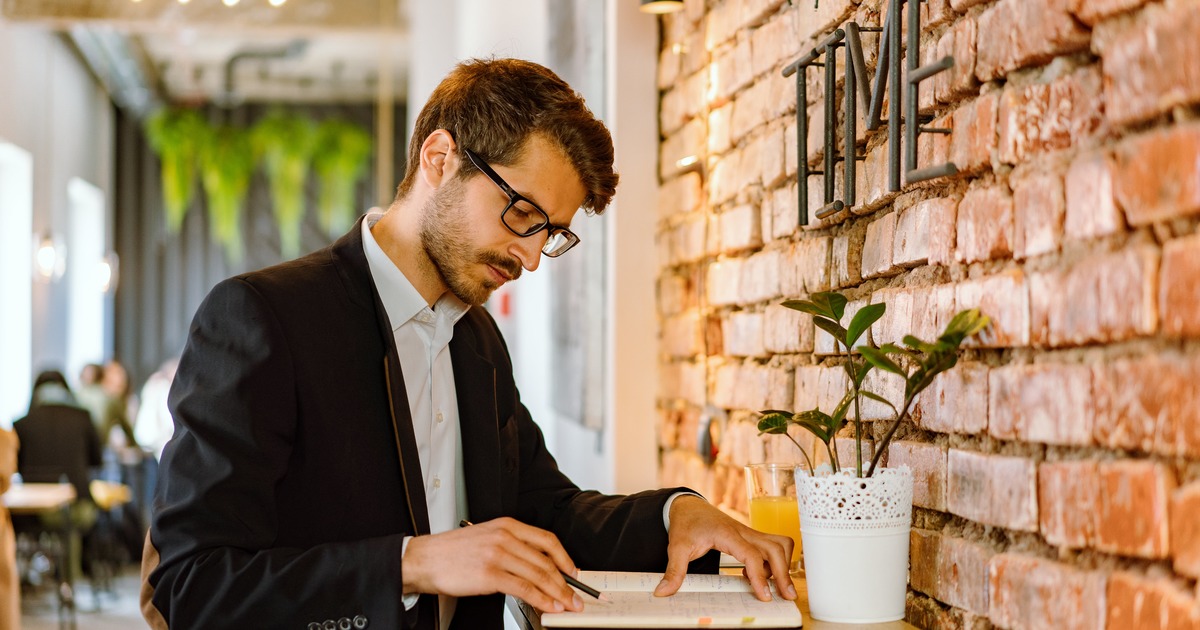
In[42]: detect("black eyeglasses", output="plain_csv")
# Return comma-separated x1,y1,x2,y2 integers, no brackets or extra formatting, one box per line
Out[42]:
463,148,581,257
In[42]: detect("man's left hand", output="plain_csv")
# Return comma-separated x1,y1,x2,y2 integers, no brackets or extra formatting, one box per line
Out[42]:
653,495,796,603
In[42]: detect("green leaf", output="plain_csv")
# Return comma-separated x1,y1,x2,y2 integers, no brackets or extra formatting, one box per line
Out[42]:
312,119,372,237
814,317,849,345
756,413,793,435
861,390,898,416
902,335,938,354
781,299,828,318
854,360,874,387
831,390,855,424
847,303,886,348
859,346,905,375
811,292,848,320
796,409,837,444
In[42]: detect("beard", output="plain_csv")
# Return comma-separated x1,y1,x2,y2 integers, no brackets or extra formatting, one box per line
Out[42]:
419,178,524,306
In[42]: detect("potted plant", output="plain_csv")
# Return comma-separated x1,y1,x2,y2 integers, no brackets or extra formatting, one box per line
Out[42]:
756,290,988,623
144,108,208,234
198,125,256,266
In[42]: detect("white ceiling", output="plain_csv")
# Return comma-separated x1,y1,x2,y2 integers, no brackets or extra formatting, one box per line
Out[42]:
2,0,410,105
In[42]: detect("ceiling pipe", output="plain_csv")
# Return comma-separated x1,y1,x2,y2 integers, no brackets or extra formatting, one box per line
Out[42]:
219,39,308,108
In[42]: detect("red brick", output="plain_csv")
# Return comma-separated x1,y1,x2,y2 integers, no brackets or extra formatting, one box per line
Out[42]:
1052,65,1105,147
1100,4,1200,126
888,441,947,510
724,312,765,358
657,272,695,317
862,212,898,279
1071,0,1150,25
740,250,781,304
737,364,777,411
1095,460,1175,559
1160,234,1200,338
989,554,1107,630
910,284,958,343
1039,461,1100,549
763,303,814,354
1107,571,1200,630
956,185,1014,264
706,258,744,307
926,197,959,267
1172,482,1200,579
760,126,787,190
731,80,771,145
997,83,1050,165
916,362,989,435
749,11,792,79
892,199,932,267
956,270,1031,348
1065,151,1123,242
1029,245,1159,347
770,183,799,242
1013,171,1065,260
948,449,1038,531
935,16,979,104
660,118,706,181
717,204,760,254
987,363,1094,446
831,230,863,289
1093,353,1200,458
708,104,733,156
941,536,993,616
975,0,1090,82
869,287,913,347
910,529,942,598
657,42,682,91
661,71,706,136
658,171,704,221
663,311,704,358
951,93,998,174
1113,124,1200,226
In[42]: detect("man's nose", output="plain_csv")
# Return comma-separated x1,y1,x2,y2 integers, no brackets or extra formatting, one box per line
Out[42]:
510,232,546,273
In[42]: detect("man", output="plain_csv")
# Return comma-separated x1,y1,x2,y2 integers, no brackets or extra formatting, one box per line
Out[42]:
142,58,794,630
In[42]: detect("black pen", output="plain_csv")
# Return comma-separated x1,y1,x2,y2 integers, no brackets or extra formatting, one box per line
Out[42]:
458,519,611,603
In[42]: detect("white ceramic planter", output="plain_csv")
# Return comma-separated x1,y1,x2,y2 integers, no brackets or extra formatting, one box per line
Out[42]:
796,466,913,623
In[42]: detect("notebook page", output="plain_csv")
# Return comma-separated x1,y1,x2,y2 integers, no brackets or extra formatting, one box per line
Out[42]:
576,571,767,593
541,590,802,628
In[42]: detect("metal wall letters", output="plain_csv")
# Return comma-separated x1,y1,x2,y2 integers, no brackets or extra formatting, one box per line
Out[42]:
784,0,958,225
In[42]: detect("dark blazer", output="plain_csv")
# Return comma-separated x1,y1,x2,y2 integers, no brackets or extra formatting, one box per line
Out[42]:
143,220,715,630
14,403,103,503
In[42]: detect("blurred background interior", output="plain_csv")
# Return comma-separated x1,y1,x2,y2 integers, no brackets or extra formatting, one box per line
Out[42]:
1,1,665,626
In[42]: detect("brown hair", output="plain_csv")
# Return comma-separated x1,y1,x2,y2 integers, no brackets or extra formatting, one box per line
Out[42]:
396,58,618,214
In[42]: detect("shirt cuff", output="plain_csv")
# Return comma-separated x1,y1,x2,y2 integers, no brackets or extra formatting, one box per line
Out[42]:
662,491,703,531
400,536,419,610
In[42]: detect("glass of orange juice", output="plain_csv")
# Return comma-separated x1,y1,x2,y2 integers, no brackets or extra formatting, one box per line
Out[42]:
745,463,802,572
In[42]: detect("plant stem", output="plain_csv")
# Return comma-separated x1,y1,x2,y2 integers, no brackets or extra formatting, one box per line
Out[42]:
785,434,816,474
866,394,916,477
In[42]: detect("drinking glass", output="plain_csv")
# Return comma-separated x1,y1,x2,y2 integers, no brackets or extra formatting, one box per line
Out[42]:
745,463,802,572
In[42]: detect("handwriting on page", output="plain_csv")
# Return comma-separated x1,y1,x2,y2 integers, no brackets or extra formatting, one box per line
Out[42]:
577,571,758,593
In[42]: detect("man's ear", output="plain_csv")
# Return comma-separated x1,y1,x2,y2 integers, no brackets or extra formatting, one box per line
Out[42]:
419,129,460,190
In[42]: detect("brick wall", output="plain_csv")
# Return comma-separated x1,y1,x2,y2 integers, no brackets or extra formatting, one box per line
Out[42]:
653,0,1200,627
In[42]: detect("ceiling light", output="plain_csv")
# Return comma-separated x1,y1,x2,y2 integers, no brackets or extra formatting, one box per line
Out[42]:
222,0,240,6
269,0,286,5
33,232,66,282
178,0,190,4
640,0,684,14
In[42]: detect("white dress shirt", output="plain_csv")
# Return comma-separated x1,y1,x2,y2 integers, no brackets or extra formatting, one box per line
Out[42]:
363,212,468,628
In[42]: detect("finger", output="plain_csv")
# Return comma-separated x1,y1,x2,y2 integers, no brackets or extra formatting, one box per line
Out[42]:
491,518,579,577
717,536,773,601
653,541,696,597
761,535,797,600
483,541,583,612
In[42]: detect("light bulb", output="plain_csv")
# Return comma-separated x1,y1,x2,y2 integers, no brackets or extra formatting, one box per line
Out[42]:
269,0,286,5
223,0,239,6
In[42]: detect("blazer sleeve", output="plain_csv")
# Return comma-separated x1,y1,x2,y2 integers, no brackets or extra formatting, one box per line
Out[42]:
143,277,409,630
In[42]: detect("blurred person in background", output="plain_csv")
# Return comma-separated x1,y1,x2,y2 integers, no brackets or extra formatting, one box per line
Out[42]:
134,358,179,462
98,360,138,453
76,362,107,430
14,370,103,583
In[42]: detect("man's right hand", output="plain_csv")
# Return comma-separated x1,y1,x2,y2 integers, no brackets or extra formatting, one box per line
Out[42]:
401,517,585,614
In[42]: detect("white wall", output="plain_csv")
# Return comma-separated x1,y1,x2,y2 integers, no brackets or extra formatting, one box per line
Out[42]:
0,17,116,385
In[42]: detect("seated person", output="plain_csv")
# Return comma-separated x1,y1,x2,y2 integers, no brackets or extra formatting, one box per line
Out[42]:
13,370,104,582
142,58,796,630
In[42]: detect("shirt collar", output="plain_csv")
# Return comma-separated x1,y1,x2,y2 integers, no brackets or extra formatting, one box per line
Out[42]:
362,210,470,331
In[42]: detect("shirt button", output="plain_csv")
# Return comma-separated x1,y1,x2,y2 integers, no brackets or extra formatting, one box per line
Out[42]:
433,476,441,489
436,411,444,423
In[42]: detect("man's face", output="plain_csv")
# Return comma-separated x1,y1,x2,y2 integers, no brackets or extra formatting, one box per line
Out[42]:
419,135,586,306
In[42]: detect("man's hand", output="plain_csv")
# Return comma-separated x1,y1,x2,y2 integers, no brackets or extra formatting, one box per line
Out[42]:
654,495,796,603
401,517,584,614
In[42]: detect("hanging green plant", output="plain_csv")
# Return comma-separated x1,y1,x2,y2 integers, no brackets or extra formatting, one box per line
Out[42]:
313,119,373,237
252,110,316,259
199,125,255,265
144,108,207,234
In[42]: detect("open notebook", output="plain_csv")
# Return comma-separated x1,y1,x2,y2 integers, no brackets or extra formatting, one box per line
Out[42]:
540,571,802,628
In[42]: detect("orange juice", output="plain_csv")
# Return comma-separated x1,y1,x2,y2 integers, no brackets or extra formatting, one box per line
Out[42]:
749,495,801,566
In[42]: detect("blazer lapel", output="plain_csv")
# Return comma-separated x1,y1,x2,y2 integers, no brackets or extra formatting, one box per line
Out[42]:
450,318,504,522
330,219,432,536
